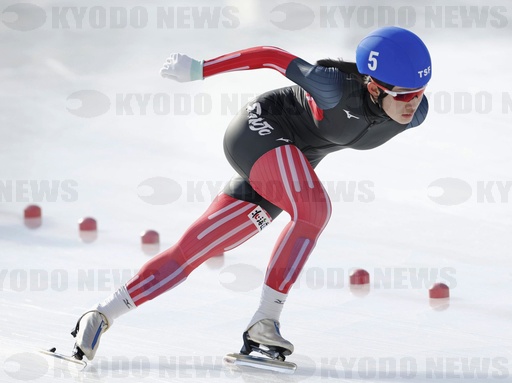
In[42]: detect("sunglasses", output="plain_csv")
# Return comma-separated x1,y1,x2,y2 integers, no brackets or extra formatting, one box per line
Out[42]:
371,80,426,103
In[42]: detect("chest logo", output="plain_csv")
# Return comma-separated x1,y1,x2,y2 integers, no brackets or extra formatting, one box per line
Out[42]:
343,109,360,119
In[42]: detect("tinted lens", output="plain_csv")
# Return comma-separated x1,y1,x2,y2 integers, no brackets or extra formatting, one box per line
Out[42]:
393,89,425,102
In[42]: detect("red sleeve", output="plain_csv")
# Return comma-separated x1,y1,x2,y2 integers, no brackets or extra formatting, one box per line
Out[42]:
202,46,297,78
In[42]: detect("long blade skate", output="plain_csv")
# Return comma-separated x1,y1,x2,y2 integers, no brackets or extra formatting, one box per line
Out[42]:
223,352,296,374
223,329,296,374
39,348,87,370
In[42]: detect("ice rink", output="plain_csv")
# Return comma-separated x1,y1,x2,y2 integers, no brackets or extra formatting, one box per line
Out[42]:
1,0,511,382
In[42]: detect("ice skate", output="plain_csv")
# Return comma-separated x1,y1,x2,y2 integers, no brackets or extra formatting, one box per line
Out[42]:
70,310,110,361
241,319,294,361
223,319,296,373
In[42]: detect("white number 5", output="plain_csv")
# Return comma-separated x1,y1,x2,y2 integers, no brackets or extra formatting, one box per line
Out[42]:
368,51,379,71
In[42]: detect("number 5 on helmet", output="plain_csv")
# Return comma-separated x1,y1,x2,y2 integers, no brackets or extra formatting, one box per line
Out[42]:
160,53,204,82
356,26,432,89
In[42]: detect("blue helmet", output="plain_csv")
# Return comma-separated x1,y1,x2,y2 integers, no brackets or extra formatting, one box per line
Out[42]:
356,26,432,89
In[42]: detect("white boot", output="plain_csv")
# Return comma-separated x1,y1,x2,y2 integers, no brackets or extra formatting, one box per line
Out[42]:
70,286,135,360
246,319,294,356
71,310,110,360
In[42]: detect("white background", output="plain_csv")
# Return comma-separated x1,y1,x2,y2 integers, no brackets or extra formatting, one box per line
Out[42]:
1,0,511,382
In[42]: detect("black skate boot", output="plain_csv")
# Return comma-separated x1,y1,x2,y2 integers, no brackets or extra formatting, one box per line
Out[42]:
240,319,294,361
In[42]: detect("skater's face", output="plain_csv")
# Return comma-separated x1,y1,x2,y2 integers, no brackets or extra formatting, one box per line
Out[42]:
367,81,426,125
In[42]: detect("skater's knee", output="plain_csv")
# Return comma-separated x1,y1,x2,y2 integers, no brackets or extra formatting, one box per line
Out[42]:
293,189,332,231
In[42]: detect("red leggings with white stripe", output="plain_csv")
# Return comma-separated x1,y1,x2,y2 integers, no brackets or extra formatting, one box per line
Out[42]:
127,145,331,306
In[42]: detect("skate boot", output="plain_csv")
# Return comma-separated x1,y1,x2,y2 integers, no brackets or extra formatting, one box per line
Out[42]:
70,310,110,361
241,319,294,361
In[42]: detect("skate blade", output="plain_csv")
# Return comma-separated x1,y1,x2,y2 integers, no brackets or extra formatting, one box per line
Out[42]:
224,353,296,374
40,348,87,370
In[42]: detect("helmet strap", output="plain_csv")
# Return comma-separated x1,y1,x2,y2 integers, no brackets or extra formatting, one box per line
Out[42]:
367,85,387,110
369,78,394,109
376,91,387,109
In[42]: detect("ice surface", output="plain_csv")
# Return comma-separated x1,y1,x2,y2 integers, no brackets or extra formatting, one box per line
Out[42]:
1,0,511,382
